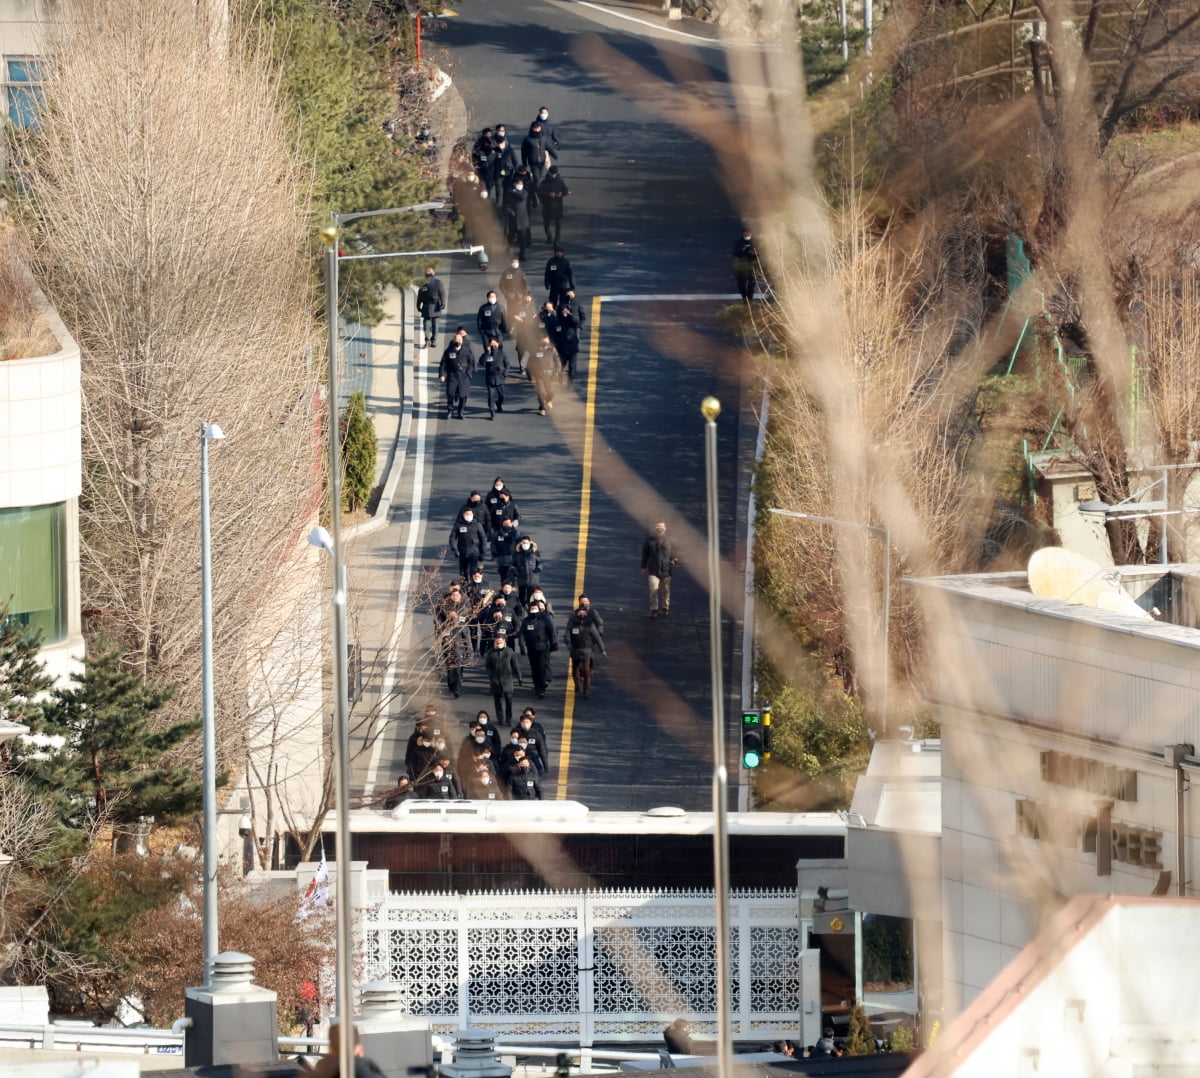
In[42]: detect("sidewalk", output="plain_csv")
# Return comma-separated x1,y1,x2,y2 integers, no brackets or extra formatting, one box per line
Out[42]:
344,63,468,543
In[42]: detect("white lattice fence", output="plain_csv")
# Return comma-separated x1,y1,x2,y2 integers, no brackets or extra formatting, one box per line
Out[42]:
362,889,805,1043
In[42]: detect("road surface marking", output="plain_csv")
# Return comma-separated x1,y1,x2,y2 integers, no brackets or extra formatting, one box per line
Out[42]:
556,295,604,798
366,303,432,787
556,292,739,800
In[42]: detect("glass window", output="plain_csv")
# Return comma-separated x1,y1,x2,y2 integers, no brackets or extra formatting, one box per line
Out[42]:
0,502,66,644
5,57,44,128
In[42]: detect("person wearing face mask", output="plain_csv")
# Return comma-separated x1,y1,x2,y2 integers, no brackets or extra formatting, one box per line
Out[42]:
460,489,486,527
510,535,543,608
416,266,445,348
566,605,606,700
508,290,539,374
537,165,569,246
463,568,493,654
508,755,543,800
521,122,551,185
498,730,526,784
484,477,511,526
517,709,550,773
474,710,504,755
576,593,605,638
405,716,433,781
458,722,489,778
527,587,554,618
417,762,458,800
491,519,523,584
498,257,527,312
449,507,487,581
490,488,520,535
487,135,518,204
434,588,470,698
491,586,524,647
476,291,508,350
407,725,439,784
466,758,503,800
503,176,532,261
480,337,510,420
485,633,523,724
530,107,560,156
438,327,476,421
520,598,557,698
528,334,560,416
544,247,575,310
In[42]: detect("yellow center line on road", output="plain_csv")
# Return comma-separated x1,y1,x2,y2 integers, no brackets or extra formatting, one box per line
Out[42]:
556,295,603,799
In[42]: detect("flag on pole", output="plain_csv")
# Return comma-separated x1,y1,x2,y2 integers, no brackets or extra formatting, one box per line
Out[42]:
295,848,329,922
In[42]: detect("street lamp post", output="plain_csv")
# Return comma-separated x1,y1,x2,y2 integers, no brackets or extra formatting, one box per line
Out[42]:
318,202,477,1078
767,507,891,736
701,397,734,1078
199,420,226,983
318,228,358,1078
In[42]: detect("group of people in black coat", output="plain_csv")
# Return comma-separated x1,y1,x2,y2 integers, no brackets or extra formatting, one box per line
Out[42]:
394,705,552,802
471,107,570,257
437,476,609,718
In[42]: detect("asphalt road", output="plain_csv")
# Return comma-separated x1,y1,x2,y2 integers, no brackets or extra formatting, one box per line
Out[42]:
354,0,755,811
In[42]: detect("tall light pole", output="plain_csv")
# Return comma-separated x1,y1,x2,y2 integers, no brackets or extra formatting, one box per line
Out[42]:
767,507,891,736
702,397,733,1078
318,225,357,1078
199,420,226,983
318,205,487,1075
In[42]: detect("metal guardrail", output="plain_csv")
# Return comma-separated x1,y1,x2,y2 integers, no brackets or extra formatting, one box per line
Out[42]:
0,1022,665,1072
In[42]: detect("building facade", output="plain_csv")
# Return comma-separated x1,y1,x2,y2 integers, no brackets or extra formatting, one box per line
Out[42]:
910,565,1200,1018
0,285,84,683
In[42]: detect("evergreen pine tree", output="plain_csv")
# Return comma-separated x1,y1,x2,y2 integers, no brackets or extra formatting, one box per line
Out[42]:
255,0,452,325
845,1000,877,1055
18,640,201,828
341,389,377,512
0,607,52,730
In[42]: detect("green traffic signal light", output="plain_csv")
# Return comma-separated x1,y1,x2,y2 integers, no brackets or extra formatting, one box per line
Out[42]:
742,709,763,769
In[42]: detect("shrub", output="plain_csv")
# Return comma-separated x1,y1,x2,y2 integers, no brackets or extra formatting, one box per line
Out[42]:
341,390,377,512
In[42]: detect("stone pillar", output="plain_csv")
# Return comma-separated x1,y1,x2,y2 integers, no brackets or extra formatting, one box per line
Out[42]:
357,980,434,1078
184,951,278,1067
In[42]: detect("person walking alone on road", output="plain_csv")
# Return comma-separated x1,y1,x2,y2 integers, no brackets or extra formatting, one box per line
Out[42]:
416,266,445,348
566,605,606,699
640,521,678,618
438,328,475,420
732,228,760,304
538,165,569,245
485,634,523,725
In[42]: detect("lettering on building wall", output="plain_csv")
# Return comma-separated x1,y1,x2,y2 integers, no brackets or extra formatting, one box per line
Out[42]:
1040,750,1137,802
1015,798,1162,874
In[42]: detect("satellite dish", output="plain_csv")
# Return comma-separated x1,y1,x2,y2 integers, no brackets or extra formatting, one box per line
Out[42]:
1027,547,1151,620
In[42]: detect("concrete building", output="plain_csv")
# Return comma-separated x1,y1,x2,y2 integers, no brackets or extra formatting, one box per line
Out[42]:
909,563,1200,1020
0,282,84,684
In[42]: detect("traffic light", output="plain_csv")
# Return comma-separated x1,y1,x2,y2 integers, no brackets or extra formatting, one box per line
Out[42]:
742,709,764,769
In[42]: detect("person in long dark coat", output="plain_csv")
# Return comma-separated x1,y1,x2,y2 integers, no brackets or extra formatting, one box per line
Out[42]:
485,634,523,725
537,166,569,245
504,179,532,261
438,328,475,420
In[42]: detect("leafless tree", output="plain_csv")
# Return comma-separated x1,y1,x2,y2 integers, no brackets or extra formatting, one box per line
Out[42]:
15,0,324,771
